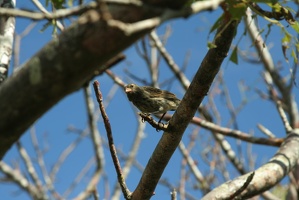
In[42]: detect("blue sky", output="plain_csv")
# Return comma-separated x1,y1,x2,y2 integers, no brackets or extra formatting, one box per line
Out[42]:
1,1,298,200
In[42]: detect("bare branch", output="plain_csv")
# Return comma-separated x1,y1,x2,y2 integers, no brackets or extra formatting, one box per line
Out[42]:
49,128,90,185
0,161,45,199
111,119,145,199
16,141,47,199
93,80,131,199
191,117,283,147
276,101,293,134
202,129,299,199
179,142,210,194
0,2,97,20
31,0,64,31
131,16,239,200
245,8,299,127
108,0,223,35
64,157,95,198
30,127,61,199
257,124,276,138
149,30,190,89
0,0,15,83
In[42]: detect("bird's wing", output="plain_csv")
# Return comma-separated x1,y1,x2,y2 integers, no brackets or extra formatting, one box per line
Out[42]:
162,90,178,99
142,86,163,98
143,86,178,99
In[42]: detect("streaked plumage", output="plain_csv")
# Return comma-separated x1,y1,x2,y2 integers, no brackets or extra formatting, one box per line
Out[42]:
124,84,180,123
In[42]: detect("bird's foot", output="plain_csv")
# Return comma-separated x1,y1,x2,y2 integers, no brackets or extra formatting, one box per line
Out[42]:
156,121,169,132
139,112,150,123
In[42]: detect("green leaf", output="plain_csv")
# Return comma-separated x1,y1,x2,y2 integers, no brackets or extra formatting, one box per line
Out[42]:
68,0,73,7
228,1,247,20
209,15,223,34
207,42,217,49
291,21,299,34
50,0,65,9
281,28,292,44
230,46,238,64
291,49,298,64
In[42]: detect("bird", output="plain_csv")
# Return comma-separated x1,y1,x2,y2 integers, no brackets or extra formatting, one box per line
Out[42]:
124,83,181,124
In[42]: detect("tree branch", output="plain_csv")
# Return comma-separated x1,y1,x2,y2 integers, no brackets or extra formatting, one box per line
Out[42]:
2,0,218,160
131,16,239,199
93,81,131,199
202,129,299,199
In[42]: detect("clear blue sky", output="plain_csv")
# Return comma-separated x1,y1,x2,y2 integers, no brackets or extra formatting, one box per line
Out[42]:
1,1,297,199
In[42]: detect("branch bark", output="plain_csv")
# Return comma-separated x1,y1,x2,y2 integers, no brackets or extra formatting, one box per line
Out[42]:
0,0,15,83
131,17,239,199
0,0,201,160
202,129,299,199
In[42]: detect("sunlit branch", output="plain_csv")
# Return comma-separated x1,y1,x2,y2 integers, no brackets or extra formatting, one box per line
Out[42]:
64,157,95,198
31,0,64,31
150,30,190,89
16,141,47,198
245,8,299,127
179,142,210,193
0,161,44,199
30,127,60,199
276,101,292,134
257,123,276,138
202,129,299,199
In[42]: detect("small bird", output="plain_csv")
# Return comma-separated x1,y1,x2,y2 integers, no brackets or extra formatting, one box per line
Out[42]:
124,84,181,124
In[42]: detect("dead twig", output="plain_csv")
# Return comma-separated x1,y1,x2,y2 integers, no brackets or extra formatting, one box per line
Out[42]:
92,80,131,199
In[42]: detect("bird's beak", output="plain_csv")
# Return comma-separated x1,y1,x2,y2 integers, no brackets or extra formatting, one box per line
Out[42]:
125,87,132,93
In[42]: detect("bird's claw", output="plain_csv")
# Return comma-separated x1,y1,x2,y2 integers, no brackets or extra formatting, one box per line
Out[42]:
156,122,165,132
139,113,150,123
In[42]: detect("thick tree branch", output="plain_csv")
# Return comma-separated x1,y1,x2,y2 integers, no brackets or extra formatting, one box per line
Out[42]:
0,0,224,160
131,17,239,199
202,129,299,199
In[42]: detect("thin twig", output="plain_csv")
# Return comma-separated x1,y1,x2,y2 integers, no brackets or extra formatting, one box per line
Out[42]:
108,0,223,35
111,119,145,199
0,2,97,20
105,69,126,87
16,141,47,198
179,142,210,193
150,30,190,89
50,128,88,182
162,114,283,146
257,123,276,138
93,80,131,199
226,172,255,200
31,0,64,31
84,85,105,168
0,161,44,199
30,127,61,199
74,85,106,200
276,100,293,133
65,157,95,198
